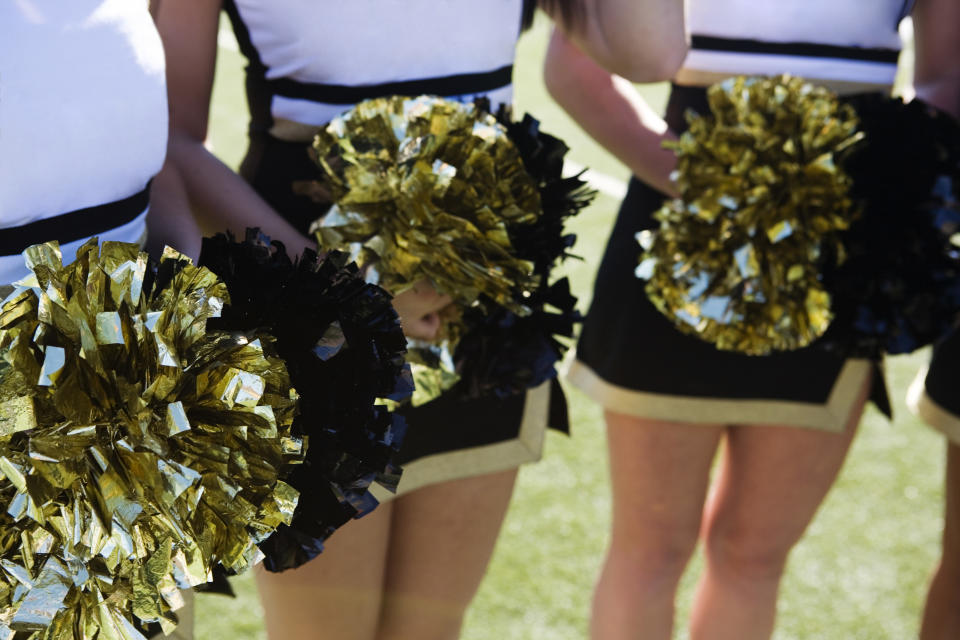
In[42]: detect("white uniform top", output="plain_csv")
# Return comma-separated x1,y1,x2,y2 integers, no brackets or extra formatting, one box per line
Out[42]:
225,0,523,127
0,0,167,283
682,0,912,85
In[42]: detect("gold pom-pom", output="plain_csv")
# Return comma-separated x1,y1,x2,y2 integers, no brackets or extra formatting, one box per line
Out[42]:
0,240,302,638
309,95,541,314
640,75,862,354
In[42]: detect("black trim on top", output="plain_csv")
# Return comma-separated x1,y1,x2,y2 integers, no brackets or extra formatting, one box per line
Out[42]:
521,0,537,32
898,0,916,22
691,35,901,64
0,183,151,256
223,0,275,135
267,65,514,105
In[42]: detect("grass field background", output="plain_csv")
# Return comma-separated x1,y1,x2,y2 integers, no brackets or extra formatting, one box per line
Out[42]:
195,16,945,639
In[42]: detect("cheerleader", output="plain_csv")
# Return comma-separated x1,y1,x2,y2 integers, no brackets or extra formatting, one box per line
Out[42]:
904,6,960,636
151,1,685,638
909,328,960,639
546,0,958,637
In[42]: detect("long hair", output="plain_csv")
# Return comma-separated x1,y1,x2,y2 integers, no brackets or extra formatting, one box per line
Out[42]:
523,0,583,31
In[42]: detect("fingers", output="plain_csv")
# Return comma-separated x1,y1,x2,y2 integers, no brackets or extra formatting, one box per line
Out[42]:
408,280,452,312
402,312,442,341
391,280,452,340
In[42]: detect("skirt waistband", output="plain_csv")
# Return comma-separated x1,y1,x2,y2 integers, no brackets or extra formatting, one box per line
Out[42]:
1,182,151,256
267,65,514,106
664,83,710,133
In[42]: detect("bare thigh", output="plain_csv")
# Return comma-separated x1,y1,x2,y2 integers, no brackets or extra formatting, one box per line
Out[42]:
701,379,868,570
255,502,393,640
589,414,724,640
605,411,724,557
920,441,960,640
377,469,518,640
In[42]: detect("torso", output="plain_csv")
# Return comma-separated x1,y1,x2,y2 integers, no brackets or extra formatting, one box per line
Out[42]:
225,0,524,133
677,0,912,91
0,0,167,229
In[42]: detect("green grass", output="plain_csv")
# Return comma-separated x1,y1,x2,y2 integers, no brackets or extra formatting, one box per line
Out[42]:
197,16,944,640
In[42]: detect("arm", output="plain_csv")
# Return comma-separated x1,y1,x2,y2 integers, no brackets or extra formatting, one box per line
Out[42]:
543,28,678,196
912,0,960,118
151,0,314,258
144,0,206,258
541,0,687,83
146,155,204,259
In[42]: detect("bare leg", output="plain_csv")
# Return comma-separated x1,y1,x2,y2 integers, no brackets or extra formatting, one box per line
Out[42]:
690,381,868,640
255,501,393,640
591,412,725,640
376,469,518,640
921,441,960,640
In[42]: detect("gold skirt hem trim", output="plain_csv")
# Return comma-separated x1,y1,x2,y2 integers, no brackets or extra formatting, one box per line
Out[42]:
564,357,872,433
906,366,960,444
370,379,551,502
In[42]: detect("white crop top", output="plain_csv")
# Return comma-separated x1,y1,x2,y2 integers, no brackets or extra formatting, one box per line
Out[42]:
0,0,167,281
682,0,913,85
225,0,523,128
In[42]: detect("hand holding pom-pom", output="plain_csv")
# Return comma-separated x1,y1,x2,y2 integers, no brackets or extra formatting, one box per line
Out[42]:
306,97,591,403
390,280,452,341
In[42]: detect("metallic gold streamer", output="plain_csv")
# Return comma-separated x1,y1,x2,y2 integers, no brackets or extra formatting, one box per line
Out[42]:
309,96,540,314
0,239,303,638
640,75,862,354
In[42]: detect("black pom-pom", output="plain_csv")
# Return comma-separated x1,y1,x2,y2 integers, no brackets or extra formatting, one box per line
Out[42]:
451,103,593,399
828,96,960,356
456,278,580,399
198,230,411,571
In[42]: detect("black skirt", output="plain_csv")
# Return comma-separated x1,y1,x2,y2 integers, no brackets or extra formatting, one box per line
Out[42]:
568,85,885,432
908,328,960,443
240,132,570,495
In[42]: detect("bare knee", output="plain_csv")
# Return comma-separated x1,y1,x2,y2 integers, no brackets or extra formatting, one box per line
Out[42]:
703,519,791,583
376,594,467,640
932,569,960,615
605,520,700,593
934,543,960,592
